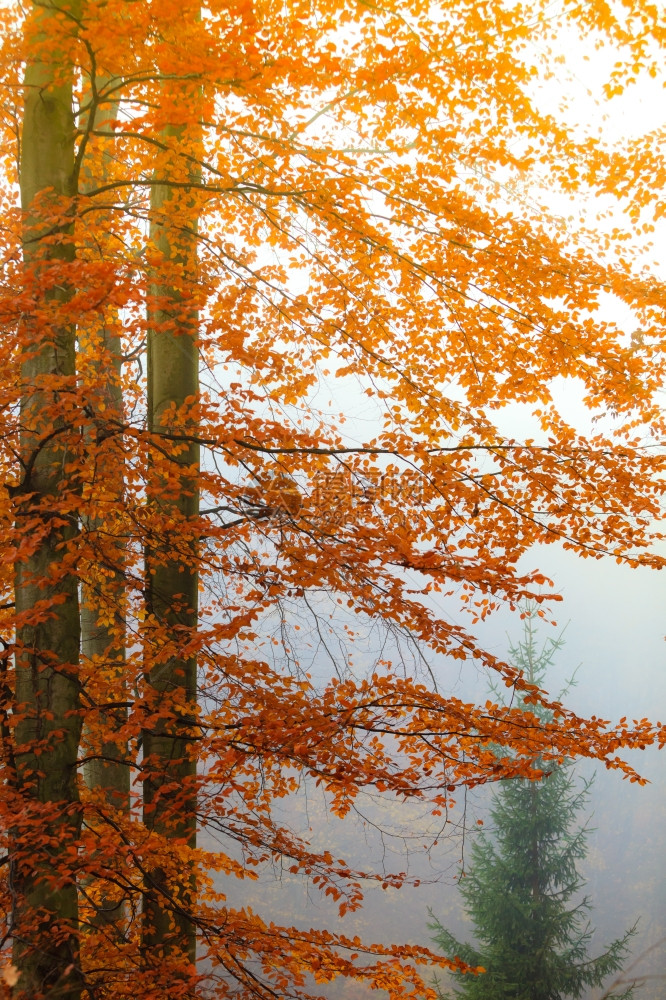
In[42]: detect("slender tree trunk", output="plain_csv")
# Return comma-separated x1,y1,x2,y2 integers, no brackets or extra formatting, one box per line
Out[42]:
526,624,544,1000
141,103,200,980
13,2,82,996
79,83,130,932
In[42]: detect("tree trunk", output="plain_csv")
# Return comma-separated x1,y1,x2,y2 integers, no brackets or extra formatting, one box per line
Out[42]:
79,80,130,933
13,2,82,996
142,105,200,981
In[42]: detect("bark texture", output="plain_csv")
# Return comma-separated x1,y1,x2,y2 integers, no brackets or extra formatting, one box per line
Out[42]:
142,112,200,976
79,82,130,933
13,2,82,996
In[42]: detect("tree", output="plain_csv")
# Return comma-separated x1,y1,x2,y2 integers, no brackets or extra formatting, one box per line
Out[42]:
10,1,83,996
141,64,201,979
0,0,664,998
79,60,130,942
429,612,637,1000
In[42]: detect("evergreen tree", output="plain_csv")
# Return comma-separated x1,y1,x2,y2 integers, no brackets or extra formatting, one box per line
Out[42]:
429,612,636,1000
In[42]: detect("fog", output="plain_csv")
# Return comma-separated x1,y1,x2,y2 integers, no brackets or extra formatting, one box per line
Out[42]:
204,542,665,999
200,36,666,997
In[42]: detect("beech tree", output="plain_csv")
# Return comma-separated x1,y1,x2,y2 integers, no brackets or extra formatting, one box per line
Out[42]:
0,0,664,998
141,64,201,976
79,72,130,942
429,613,636,1000
10,1,83,996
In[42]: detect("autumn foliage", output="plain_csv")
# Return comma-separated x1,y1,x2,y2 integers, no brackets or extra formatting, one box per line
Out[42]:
0,0,664,997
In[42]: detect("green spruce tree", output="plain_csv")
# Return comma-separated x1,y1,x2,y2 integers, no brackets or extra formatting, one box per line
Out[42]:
429,610,636,1000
